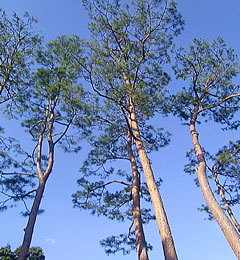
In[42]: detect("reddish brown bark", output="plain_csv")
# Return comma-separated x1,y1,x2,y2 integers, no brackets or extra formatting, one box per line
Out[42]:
127,131,149,260
18,99,56,260
128,102,178,260
190,111,240,258
17,182,45,260
211,168,240,233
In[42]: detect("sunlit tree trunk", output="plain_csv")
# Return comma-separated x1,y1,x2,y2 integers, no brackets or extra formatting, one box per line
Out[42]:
127,131,149,260
18,100,55,260
211,169,240,233
17,182,45,260
129,100,178,260
190,111,240,259
16,35,81,260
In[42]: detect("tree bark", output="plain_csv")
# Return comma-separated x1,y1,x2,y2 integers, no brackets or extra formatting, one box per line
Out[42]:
0,73,10,96
129,102,178,260
212,168,240,233
127,131,149,260
190,112,240,258
17,181,45,260
18,99,56,260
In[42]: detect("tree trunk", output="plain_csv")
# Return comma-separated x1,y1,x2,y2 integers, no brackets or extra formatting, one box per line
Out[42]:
17,181,45,260
212,169,240,233
0,75,9,96
18,98,56,259
127,131,149,260
190,113,240,258
129,104,178,260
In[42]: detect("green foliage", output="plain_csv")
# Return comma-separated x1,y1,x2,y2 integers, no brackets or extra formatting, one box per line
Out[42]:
0,245,45,260
21,35,87,133
0,173,36,212
73,174,160,222
100,231,153,255
73,171,159,254
1,34,94,259
72,0,183,255
0,245,16,260
173,36,240,231
0,35,92,214
25,247,45,260
213,141,240,205
0,132,37,212
172,37,240,124
184,148,213,175
100,232,136,255
73,100,164,223
0,9,41,214
19,35,92,159
0,9,41,110
0,8,39,211
81,0,184,118
0,131,20,170
185,141,240,219
73,103,163,254
73,177,132,221
197,204,214,221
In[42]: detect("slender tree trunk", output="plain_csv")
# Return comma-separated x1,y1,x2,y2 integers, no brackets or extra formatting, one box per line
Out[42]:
17,180,45,260
0,76,8,96
212,169,240,233
127,131,149,260
0,82,4,96
190,112,240,258
18,100,56,260
129,103,178,260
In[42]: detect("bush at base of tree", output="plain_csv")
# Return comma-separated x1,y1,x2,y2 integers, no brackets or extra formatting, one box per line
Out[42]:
0,245,45,260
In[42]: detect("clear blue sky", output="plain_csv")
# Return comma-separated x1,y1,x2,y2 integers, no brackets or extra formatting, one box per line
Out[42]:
0,0,240,259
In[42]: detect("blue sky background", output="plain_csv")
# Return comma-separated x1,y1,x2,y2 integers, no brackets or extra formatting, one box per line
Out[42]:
0,0,240,259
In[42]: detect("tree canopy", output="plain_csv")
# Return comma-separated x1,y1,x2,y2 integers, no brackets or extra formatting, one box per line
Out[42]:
1,1,240,260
